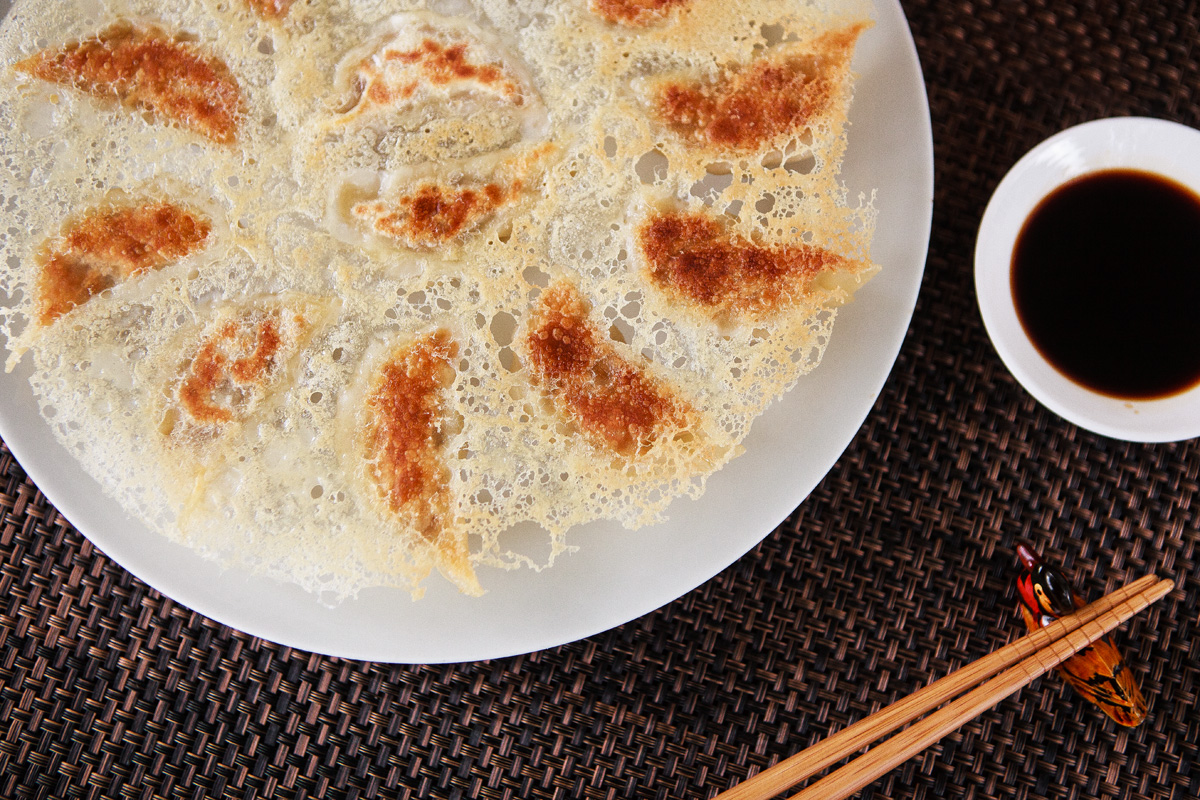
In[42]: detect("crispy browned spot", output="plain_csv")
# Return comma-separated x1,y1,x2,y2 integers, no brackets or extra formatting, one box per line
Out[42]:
638,209,861,319
652,26,864,151
354,181,514,250
16,21,243,144
178,310,291,426
363,332,477,591
590,0,690,26
36,201,210,325
357,37,522,111
526,284,689,455
364,332,458,530
245,0,295,20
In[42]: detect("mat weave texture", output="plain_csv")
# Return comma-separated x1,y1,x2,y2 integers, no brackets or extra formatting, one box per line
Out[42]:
3,0,1200,798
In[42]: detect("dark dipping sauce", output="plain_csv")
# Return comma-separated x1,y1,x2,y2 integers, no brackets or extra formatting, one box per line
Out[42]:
1011,168,1200,400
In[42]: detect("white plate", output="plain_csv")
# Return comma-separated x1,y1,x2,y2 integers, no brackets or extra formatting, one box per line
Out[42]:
975,117,1200,443
0,0,932,663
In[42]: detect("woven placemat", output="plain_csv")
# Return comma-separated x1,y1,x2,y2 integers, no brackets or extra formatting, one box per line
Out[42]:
3,0,1200,798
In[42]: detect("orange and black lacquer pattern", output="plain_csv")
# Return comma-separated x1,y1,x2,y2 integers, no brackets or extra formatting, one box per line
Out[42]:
1015,543,1148,726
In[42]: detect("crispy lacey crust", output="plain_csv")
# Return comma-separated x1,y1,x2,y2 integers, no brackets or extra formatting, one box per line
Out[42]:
0,0,875,597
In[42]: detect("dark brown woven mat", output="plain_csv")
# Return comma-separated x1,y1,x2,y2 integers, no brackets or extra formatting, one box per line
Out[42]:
4,1,1200,798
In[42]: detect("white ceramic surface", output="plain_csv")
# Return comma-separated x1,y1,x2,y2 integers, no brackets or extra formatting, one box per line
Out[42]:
976,117,1200,443
0,0,934,663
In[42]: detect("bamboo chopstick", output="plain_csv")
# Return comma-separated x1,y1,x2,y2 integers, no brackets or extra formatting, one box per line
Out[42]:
714,575,1172,800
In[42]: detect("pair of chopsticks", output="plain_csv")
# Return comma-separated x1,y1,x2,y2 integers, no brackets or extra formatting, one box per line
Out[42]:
715,574,1174,800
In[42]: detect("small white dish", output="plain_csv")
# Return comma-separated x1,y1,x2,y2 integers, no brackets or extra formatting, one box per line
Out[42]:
975,116,1200,443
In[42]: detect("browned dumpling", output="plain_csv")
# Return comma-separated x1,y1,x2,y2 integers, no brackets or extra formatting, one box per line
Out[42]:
330,14,538,131
163,300,319,441
526,282,693,457
646,26,865,152
637,206,873,323
361,331,480,595
17,21,243,144
35,200,211,325
590,0,692,27
334,145,554,255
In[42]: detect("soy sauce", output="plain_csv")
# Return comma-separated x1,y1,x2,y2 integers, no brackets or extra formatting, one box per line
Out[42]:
1011,169,1200,400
